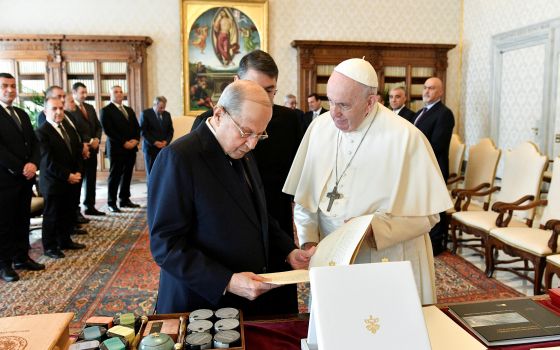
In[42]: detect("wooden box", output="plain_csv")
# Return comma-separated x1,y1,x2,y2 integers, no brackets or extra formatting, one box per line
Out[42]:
139,312,245,350
0,312,73,350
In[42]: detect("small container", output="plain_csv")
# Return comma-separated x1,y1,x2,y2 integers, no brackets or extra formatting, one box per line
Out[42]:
215,308,239,320
187,320,213,334
69,340,100,350
79,326,107,341
119,313,136,329
185,332,213,350
214,318,239,332
213,330,241,348
188,309,213,322
100,337,127,350
138,332,175,350
107,325,135,344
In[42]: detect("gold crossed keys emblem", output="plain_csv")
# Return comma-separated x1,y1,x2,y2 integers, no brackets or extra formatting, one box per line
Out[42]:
365,315,380,334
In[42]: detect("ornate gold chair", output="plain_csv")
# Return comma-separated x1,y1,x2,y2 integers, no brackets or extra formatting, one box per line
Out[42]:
448,138,501,253
487,157,560,294
447,134,466,190
450,142,547,273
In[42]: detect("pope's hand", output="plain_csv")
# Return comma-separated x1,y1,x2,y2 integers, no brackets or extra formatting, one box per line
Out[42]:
287,246,316,270
226,272,279,301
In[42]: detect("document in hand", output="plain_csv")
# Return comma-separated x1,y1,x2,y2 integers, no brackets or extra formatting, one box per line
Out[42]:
260,214,374,285
305,262,431,350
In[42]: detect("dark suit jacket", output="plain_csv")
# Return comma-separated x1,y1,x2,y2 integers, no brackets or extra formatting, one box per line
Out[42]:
39,110,84,144
411,101,455,181
396,106,416,121
0,106,40,189
69,103,102,153
148,124,297,315
100,103,140,158
140,108,174,155
191,105,302,235
35,120,83,196
301,107,328,133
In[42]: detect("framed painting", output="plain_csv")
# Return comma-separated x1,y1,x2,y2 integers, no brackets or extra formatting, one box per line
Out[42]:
182,0,268,116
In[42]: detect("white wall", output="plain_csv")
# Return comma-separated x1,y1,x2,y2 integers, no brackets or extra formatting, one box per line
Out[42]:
0,0,461,118
0,0,183,116
461,0,560,153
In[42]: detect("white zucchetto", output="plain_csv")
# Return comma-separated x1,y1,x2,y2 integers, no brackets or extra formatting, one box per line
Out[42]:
333,58,378,88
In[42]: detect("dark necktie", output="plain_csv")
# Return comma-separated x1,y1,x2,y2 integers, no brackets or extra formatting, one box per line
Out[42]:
414,107,428,126
7,106,22,130
118,105,129,119
80,104,88,119
230,157,253,192
58,124,72,153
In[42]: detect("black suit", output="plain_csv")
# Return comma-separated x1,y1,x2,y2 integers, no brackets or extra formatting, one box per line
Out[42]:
100,103,140,206
191,105,302,237
410,101,455,253
140,108,174,175
0,105,40,268
35,120,83,251
148,124,298,315
395,106,416,121
69,103,102,210
301,107,328,134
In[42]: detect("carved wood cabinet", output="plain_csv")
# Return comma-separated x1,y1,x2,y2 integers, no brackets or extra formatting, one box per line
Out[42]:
0,34,152,172
291,40,455,112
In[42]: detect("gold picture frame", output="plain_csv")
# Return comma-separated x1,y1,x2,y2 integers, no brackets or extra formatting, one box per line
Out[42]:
181,0,268,116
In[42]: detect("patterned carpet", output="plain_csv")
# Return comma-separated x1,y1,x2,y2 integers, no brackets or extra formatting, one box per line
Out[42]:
435,251,524,303
0,204,158,333
0,211,523,333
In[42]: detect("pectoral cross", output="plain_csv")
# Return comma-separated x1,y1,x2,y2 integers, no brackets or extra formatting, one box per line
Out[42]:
326,185,342,212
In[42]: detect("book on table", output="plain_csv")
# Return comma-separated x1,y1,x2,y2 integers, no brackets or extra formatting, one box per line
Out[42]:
448,298,560,346
260,214,373,284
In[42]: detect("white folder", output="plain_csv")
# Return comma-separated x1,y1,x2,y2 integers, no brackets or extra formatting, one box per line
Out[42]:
304,262,431,350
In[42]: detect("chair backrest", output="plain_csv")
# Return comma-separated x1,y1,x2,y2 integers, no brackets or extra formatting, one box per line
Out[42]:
498,142,548,221
542,157,560,225
449,134,465,178
171,115,197,141
463,138,501,202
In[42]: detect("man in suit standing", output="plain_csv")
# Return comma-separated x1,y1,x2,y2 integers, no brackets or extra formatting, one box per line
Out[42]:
191,50,302,239
36,97,86,259
100,85,141,213
71,82,104,216
38,86,90,235
149,80,314,315
410,77,455,255
0,73,44,281
388,86,415,120
301,93,327,133
140,96,174,176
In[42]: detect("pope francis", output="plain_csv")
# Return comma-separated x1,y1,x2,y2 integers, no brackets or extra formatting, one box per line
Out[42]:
283,58,452,304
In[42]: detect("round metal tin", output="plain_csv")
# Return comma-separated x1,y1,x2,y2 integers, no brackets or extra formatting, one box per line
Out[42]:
185,332,212,350
213,330,241,348
187,320,213,334
214,307,239,320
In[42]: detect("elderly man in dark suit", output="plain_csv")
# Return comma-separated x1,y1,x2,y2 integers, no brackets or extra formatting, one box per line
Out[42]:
0,73,44,281
149,80,314,315
71,82,104,216
410,77,455,255
388,86,415,120
140,96,174,176
100,85,141,213
36,97,86,259
191,50,302,238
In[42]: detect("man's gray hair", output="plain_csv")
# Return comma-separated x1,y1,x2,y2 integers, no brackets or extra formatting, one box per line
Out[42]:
216,81,271,118
284,93,296,103
153,96,167,105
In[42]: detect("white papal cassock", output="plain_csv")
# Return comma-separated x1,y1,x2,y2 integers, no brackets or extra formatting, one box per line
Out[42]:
283,103,452,305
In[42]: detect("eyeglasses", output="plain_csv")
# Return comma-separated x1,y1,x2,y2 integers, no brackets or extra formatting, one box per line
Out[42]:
222,107,269,141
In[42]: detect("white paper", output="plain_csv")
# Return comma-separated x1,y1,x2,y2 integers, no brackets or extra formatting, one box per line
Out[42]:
260,269,310,284
309,214,373,268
